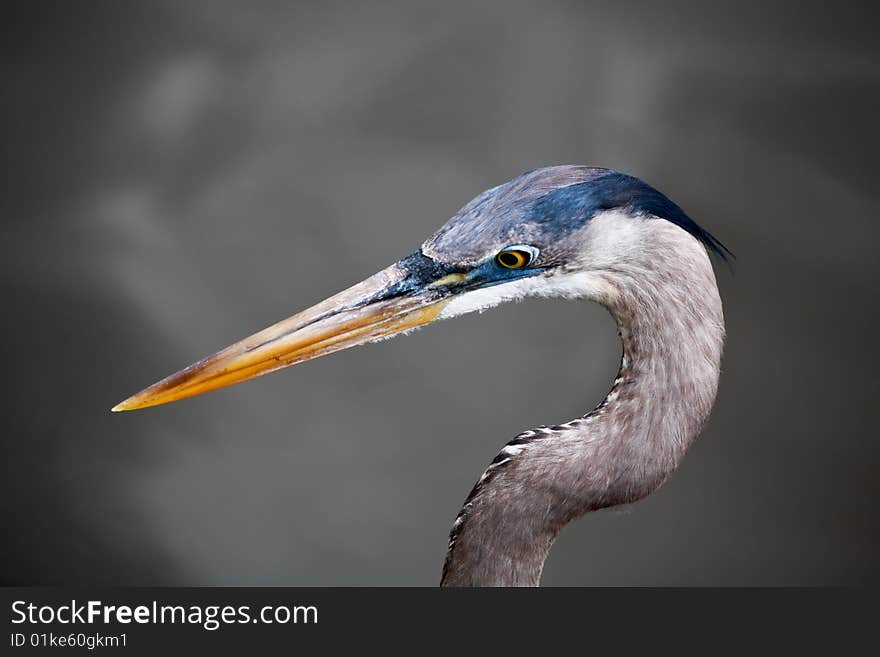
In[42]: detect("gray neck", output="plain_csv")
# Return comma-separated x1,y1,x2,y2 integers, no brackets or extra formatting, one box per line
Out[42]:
440,228,725,587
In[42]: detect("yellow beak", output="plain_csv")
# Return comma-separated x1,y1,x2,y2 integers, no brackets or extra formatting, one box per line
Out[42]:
112,258,451,412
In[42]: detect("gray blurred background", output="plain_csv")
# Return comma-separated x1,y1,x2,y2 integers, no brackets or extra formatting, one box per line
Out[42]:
3,0,878,585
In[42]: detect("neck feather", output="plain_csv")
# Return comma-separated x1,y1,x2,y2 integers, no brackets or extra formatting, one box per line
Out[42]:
440,221,725,587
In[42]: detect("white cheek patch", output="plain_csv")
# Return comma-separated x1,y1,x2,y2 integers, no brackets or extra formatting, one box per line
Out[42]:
437,270,617,320
438,278,540,319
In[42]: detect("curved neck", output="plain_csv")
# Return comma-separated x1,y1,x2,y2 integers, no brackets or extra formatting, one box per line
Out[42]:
440,233,724,587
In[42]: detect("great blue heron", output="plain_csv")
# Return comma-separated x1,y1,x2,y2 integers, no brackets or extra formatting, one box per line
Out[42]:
113,165,729,586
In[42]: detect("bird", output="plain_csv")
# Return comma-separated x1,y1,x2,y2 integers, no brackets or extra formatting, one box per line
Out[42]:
113,165,729,587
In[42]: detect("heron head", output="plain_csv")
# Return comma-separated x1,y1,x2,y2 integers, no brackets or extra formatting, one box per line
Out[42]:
113,166,728,411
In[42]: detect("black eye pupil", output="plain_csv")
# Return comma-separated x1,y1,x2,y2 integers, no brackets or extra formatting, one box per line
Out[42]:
498,252,522,267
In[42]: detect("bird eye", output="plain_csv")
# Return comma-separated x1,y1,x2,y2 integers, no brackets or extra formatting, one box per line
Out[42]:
496,246,537,269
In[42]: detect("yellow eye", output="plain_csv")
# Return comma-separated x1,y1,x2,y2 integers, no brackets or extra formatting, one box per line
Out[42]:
496,249,531,269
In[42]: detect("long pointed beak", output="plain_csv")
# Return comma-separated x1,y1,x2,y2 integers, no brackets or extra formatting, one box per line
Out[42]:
112,254,464,412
